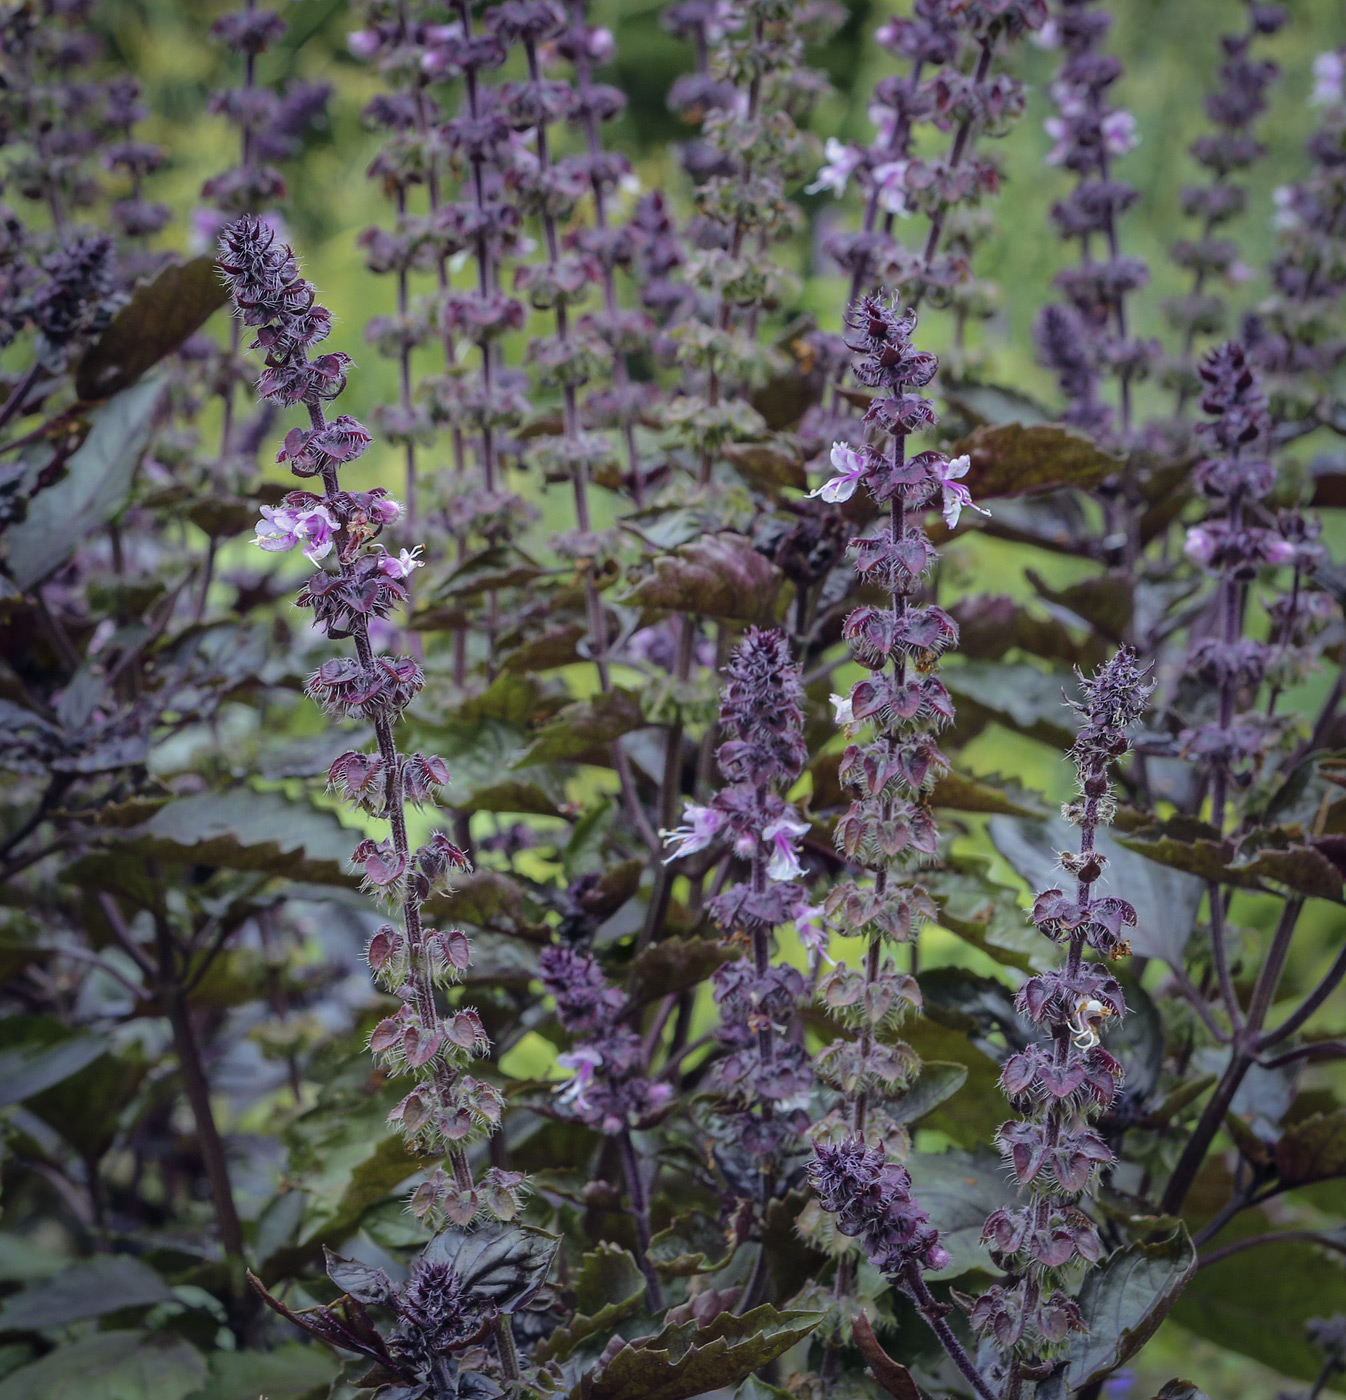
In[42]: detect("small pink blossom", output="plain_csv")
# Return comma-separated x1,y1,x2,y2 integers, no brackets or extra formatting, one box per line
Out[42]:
1312,50,1345,107
794,901,834,965
938,455,989,529
370,496,403,526
873,160,912,216
830,692,854,726
809,442,867,504
807,139,862,199
252,503,339,564
661,803,723,863
378,545,425,580
763,812,809,882
1264,537,1296,567
555,1048,602,1112
1101,110,1138,157
1184,525,1216,566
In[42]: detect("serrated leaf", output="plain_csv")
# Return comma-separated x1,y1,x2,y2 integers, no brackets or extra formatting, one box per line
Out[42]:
618,534,782,624
906,1149,1013,1280
851,1311,925,1400
75,255,229,400
0,1331,206,1400
1064,1226,1196,1388
570,1305,822,1400
535,1245,646,1364
721,441,806,490
424,1222,558,1313
0,1257,171,1332
6,378,163,591
647,1212,733,1277
1275,1111,1346,1187
944,661,1080,751
929,770,1047,819
1151,1384,1207,1400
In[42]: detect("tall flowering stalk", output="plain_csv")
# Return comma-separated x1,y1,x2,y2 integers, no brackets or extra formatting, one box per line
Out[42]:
1160,341,1311,1214
1035,0,1148,465
664,628,814,1299
972,649,1151,1392
1162,3,1282,411
219,216,523,1232
538,942,669,1309
802,294,979,1347
818,2,1041,357
1245,42,1346,436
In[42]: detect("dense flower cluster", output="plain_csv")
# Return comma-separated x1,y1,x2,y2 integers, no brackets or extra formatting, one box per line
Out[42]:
808,296,971,1153
971,648,1151,1369
664,627,813,1183
1244,41,1346,432
1034,0,1149,458
819,0,1043,371
1161,4,1283,404
220,214,520,1231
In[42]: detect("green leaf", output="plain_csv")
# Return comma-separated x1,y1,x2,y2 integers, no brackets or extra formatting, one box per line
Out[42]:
886,1061,968,1124
536,1244,647,1364
1064,1225,1197,1389
1171,1231,1346,1382
647,1212,733,1277
1026,567,1134,641
75,256,229,400
618,534,782,624
943,662,1079,751
1275,1111,1346,1187
183,1344,336,1400
514,690,645,767
6,377,163,591
0,1017,108,1108
0,1256,172,1332
0,1331,206,1400
952,422,1123,500
928,770,1046,819
570,1306,822,1400
721,440,806,490
907,1150,1013,1280
942,380,1051,428
628,938,734,1006
100,787,357,887
926,856,1045,972
989,814,1205,967
27,1044,150,1161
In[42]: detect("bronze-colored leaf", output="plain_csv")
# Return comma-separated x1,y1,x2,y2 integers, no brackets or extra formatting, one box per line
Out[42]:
618,534,782,624
852,1310,926,1400
953,421,1123,500
75,255,229,400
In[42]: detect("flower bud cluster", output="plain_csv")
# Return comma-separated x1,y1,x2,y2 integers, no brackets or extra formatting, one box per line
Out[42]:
1160,4,1283,400
220,215,520,1230
818,0,1043,370
806,297,976,1163
1035,0,1151,447
971,648,1151,1358
1179,342,1327,788
1243,43,1346,430
809,1138,950,1277
664,627,813,1161
539,943,671,1135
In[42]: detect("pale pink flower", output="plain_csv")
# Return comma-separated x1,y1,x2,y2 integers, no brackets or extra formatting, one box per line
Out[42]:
938,455,989,529
809,442,867,503
763,812,809,882
661,803,724,862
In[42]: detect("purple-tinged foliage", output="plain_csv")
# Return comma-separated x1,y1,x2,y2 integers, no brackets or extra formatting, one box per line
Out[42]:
972,648,1151,1369
220,214,519,1232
